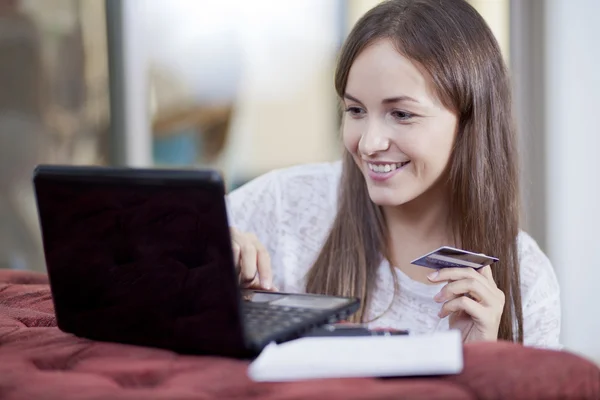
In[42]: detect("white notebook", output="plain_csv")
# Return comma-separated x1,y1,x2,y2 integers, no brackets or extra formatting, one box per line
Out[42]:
247,329,464,382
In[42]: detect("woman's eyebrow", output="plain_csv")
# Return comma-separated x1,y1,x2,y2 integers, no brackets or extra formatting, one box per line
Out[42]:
343,93,420,104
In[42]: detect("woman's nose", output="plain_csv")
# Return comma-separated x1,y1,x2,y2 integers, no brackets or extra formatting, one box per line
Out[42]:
359,129,390,156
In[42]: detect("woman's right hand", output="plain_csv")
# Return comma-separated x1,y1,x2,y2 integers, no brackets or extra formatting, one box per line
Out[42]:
230,227,276,291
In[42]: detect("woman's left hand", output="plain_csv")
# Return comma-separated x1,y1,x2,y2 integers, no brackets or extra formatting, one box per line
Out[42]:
428,266,505,342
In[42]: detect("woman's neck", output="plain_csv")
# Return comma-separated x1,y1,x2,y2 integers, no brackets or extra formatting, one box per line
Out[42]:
382,186,455,284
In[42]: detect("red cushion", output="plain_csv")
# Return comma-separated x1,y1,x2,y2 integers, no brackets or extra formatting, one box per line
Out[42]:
1,270,598,400
0,269,49,285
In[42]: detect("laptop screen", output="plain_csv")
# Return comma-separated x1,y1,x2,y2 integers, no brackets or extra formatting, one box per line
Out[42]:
34,168,247,356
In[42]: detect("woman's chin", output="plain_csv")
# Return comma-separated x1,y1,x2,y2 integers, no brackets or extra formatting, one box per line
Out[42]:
367,186,415,207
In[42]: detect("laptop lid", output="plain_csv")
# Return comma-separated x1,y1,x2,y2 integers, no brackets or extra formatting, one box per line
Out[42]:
33,165,249,357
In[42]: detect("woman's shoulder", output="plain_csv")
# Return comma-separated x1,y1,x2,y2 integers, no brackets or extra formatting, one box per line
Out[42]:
226,160,342,232
516,230,560,306
517,231,554,274
227,160,342,205
260,160,342,190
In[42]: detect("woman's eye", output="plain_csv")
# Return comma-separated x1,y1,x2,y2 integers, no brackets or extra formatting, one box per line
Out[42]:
391,110,414,121
344,106,365,117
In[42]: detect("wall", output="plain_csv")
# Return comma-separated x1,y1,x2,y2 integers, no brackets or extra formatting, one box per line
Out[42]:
221,0,342,182
346,0,382,27
510,0,547,251
544,0,600,363
141,0,344,184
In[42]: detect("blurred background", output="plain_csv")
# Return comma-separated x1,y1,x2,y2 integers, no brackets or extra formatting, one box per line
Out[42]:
0,0,598,364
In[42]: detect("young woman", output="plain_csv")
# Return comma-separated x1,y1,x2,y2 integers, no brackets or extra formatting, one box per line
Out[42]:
226,0,561,348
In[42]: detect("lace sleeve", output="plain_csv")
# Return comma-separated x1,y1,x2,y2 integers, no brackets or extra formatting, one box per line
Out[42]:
519,233,562,350
225,171,283,285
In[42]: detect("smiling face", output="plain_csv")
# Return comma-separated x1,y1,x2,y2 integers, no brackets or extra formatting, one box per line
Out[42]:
342,39,458,207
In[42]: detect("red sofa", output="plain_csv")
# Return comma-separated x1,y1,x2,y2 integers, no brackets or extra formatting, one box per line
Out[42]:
1,269,599,400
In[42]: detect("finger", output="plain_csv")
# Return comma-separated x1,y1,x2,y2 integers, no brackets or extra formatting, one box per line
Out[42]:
239,243,259,285
438,295,486,320
435,278,494,304
428,267,488,286
479,265,496,285
230,227,242,262
253,241,274,290
231,241,241,269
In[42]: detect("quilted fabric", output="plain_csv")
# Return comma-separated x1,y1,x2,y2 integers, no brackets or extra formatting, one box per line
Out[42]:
1,270,598,400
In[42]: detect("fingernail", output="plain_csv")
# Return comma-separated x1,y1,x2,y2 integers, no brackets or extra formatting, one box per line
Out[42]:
427,271,439,280
261,279,271,290
434,292,443,302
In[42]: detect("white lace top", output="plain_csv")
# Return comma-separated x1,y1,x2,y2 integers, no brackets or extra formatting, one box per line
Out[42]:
226,161,562,349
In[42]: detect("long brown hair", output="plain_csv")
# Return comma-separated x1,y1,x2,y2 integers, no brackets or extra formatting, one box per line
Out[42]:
306,0,523,342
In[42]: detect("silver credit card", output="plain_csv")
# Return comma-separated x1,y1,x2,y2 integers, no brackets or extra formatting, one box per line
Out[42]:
410,246,499,270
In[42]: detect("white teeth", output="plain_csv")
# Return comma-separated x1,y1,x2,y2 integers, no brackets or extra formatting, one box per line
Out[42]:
367,162,408,173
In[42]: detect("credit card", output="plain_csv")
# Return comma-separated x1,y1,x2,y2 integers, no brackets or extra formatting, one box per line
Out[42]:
410,246,499,270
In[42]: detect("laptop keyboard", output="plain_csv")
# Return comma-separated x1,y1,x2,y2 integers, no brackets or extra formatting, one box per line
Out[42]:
242,301,324,344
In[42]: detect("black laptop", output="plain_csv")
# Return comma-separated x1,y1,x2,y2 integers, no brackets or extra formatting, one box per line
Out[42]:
32,165,359,358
